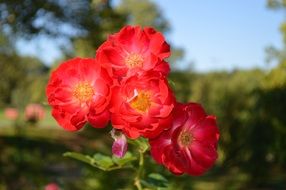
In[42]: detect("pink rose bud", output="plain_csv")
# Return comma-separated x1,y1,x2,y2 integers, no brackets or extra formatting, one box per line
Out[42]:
111,129,128,158
45,183,59,190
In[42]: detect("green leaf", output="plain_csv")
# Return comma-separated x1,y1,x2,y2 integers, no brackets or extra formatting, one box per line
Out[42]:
93,153,114,170
64,152,136,171
130,137,149,152
63,152,94,166
141,173,169,188
112,152,137,166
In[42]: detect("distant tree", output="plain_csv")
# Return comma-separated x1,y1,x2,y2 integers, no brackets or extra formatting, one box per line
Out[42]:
116,0,169,32
0,54,23,107
266,0,286,64
0,0,126,106
0,30,47,106
1,0,185,62
0,0,126,57
267,0,286,9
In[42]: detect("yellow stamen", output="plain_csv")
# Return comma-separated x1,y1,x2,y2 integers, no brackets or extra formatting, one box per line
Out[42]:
130,91,151,113
73,82,94,102
179,131,193,147
125,53,144,68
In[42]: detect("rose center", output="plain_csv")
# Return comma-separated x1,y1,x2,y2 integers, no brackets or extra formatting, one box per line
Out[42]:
73,82,94,102
130,92,151,113
179,131,193,147
125,53,144,68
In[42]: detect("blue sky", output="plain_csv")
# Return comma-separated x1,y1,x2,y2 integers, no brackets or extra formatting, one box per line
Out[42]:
156,0,283,71
17,0,284,72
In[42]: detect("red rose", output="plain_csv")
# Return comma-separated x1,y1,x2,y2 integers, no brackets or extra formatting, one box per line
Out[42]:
150,103,219,176
96,25,170,79
110,72,175,139
46,58,112,131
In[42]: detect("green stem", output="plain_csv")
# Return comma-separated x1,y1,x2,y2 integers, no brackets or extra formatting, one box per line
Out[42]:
134,150,144,190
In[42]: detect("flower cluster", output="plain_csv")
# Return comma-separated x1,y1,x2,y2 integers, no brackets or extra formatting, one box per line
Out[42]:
46,25,219,176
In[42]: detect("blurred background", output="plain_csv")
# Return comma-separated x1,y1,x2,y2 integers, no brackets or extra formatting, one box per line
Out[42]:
0,0,286,189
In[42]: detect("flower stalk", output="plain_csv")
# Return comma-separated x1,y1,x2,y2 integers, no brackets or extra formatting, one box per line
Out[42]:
134,150,145,190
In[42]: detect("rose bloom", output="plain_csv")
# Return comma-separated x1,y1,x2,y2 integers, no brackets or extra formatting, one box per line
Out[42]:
96,25,170,79
150,103,219,176
46,58,112,131
25,103,45,122
110,72,175,139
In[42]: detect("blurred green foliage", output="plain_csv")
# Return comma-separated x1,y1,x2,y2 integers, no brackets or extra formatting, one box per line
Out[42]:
116,0,169,32
0,0,286,189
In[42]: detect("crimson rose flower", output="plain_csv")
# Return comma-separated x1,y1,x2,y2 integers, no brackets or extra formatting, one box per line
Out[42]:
150,103,219,176
96,25,170,79
46,58,112,131
110,72,175,139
